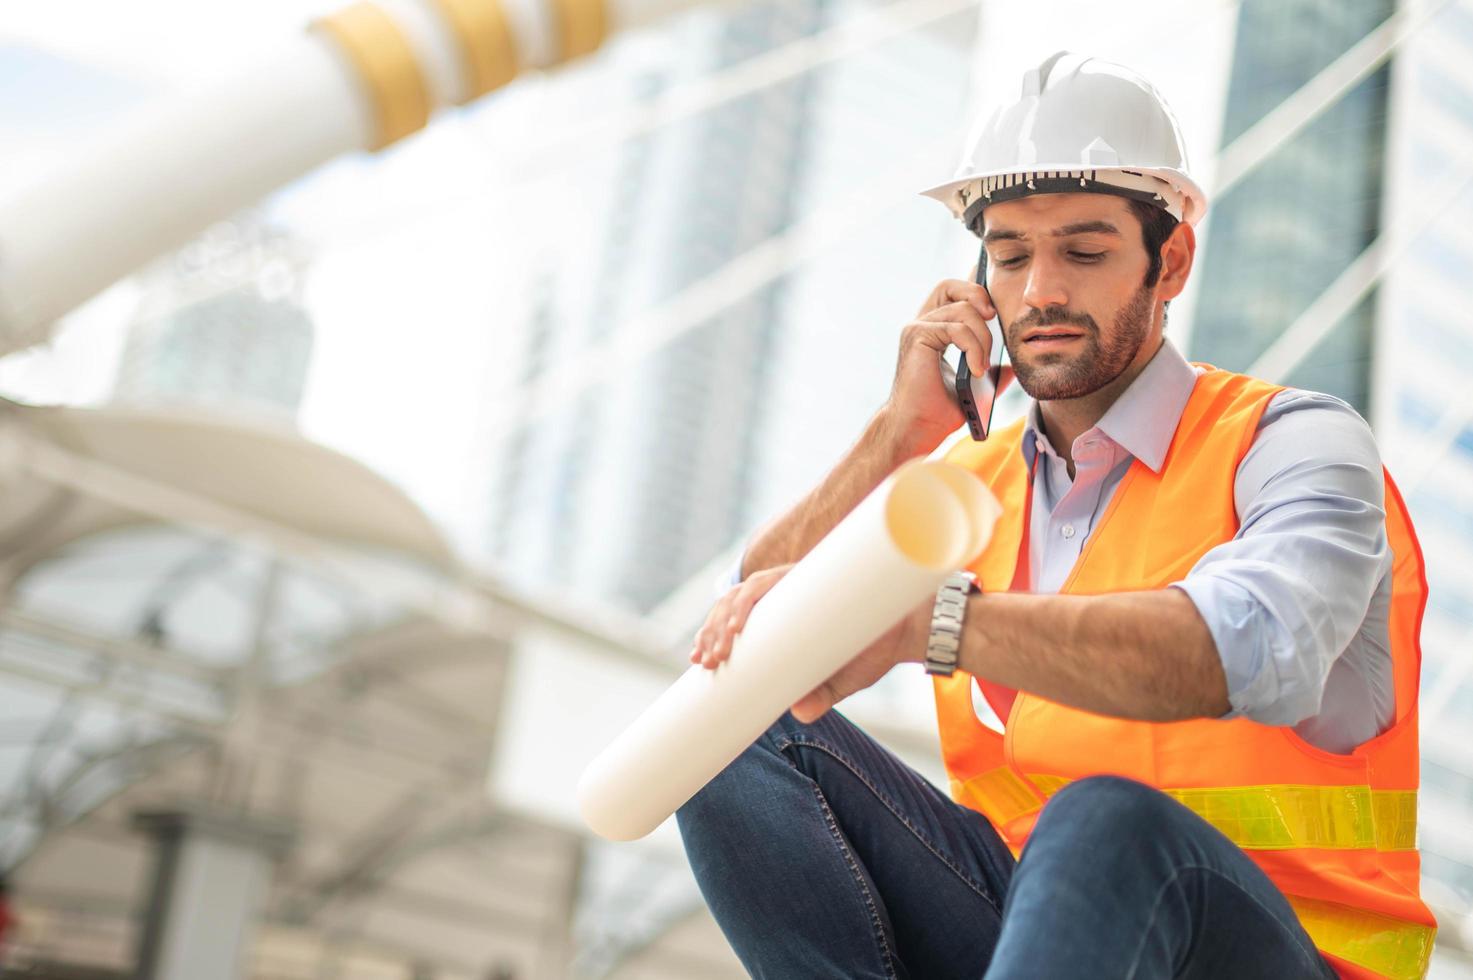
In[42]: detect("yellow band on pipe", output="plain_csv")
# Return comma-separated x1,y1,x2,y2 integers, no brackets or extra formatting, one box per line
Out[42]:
313,2,433,150
549,0,608,64
429,0,519,101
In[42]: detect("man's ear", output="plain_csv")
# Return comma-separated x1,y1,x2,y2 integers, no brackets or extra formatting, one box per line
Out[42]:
1157,221,1196,302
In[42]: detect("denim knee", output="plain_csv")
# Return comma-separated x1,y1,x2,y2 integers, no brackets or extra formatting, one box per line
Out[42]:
676,715,791,821
1030,774,1178,851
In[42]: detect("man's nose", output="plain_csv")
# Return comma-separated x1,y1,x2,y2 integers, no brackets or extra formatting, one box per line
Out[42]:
1022,253,1069,311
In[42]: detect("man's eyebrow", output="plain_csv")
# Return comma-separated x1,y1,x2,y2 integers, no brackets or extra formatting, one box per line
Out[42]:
1055,220,1121,237
982,220,1121,243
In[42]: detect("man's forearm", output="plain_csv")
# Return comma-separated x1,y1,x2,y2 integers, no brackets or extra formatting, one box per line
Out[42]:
952,588,1230,721
742,409,930,579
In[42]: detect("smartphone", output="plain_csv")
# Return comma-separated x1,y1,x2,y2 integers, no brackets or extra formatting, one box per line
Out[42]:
955,344,1002,440
954,247,1003,440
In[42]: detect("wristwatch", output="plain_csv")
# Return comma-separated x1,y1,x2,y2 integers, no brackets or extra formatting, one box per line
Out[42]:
926,571,978,677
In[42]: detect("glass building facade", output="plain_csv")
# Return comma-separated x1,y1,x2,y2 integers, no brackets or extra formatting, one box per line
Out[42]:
1193,0,1473,964
1378,0,1473,952
481,0,976,615
1190,0,1393,413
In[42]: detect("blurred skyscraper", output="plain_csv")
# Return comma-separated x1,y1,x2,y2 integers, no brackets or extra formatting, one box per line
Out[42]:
483,0,974,613
1191,0,1473,958
115,216,314,419
1189,0,1393,412
486,0,828,611
1377,0,1473,947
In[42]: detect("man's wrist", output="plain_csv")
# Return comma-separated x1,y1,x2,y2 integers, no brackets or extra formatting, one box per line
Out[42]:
868,406,942,465
925,571,977,676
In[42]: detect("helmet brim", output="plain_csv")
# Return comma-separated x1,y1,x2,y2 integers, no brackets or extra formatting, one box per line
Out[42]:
919,165,1208,229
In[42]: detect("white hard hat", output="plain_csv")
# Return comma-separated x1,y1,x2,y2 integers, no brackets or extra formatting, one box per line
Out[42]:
920,51,1207,235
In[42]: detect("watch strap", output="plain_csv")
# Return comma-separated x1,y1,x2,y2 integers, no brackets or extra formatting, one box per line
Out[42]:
926,571,977,676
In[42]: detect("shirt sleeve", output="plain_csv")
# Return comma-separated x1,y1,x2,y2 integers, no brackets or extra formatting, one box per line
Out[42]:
1170,389,1392,728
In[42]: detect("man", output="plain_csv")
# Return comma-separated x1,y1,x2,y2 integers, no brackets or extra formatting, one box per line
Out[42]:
674,53,1435,979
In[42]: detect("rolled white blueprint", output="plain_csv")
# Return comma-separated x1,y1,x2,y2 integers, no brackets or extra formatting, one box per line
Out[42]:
578,457,1002,841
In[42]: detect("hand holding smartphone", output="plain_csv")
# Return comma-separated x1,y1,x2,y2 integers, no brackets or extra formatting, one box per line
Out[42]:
953,246,1004,440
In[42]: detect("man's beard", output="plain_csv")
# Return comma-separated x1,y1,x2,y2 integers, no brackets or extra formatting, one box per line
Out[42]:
1002,284,1155,401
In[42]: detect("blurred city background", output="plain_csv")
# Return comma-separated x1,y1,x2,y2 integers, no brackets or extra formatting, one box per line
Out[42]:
0,0,1470,976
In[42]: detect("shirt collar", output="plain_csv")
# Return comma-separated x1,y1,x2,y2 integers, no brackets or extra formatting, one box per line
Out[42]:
1020,337,1199,474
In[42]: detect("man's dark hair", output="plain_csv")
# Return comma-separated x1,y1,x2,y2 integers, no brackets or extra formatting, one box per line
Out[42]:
1126,198,1179,288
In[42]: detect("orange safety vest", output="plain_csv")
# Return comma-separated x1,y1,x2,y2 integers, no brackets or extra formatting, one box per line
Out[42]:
932,366,1437,979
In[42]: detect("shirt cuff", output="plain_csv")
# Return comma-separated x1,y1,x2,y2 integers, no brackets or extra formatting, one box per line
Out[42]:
1169,580,1280,722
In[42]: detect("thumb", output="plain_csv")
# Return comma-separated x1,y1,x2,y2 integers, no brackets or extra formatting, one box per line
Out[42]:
790,684,836,725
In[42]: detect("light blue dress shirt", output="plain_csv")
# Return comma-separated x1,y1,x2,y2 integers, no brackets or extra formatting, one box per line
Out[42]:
1020,339,1393,753
727,339,1395,754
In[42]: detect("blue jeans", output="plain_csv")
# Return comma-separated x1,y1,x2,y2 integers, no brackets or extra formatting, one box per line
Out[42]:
676,709,1336,979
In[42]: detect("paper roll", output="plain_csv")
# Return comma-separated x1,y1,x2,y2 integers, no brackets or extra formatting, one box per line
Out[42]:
577,457,1002,841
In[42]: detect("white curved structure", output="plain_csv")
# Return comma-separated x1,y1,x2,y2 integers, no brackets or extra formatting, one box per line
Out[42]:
0,0,728,359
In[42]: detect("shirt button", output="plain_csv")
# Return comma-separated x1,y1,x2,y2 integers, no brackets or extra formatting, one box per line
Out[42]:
1061,524,1076,539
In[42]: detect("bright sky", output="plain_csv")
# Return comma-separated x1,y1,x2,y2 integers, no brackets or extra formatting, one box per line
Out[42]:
0,0,1238,553
0,0,338,86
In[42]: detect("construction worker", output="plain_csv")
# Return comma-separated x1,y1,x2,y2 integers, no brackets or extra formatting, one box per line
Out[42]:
675,53,1435,979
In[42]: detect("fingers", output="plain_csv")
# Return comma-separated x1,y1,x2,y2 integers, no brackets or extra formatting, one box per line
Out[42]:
918,278,995,321
907,305,992,376
905,278,998,378
726,573,775,642
690,591,735,667
690,564,790,669
914,280,948,319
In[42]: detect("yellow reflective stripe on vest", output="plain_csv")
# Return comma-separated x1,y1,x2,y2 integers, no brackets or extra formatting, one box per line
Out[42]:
1182,784,1418,852
1161,784,1417,852
1034,777,1416,852
1372,790,1419,851
952,769,1417,852
1286,894,1436,980
1029,773,1071,797
950,768,1043,827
